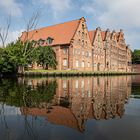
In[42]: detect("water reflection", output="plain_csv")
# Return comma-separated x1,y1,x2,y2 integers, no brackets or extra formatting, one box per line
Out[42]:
0,76,133,140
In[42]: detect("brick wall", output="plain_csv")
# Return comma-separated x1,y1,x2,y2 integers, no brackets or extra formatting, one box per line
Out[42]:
71,18,93,71
132,64,140,72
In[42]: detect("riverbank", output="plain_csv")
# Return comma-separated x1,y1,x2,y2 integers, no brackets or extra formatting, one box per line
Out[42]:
18,70,140,77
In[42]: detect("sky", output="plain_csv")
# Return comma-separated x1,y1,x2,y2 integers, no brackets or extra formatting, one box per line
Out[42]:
0,0,140,50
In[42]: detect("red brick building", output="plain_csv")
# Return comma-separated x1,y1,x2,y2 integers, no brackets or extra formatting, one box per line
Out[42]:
20,17,132,72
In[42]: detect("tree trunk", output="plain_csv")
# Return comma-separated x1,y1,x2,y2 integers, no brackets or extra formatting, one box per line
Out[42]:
45,64,48,70
18,66,25,74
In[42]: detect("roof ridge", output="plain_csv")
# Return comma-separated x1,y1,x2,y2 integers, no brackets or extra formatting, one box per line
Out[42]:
89,30,96,32
28,18,81,33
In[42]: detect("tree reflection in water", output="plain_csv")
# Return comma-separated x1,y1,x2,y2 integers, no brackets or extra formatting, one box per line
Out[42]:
0,76,132,136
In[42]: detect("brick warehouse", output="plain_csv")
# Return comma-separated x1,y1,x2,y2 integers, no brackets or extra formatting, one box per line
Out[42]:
20,17,132,72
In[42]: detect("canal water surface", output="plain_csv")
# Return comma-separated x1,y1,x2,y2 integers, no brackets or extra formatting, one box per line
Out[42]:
0,75,140,140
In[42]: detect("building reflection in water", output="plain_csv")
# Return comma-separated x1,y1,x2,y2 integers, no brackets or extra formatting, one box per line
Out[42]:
21,76,132,132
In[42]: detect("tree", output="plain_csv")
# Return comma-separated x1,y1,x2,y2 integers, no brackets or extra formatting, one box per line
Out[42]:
37,46,57,69
17,10,41,73
0,10,41,74
0,40,38,74
132,50,140,64
0,46,18,73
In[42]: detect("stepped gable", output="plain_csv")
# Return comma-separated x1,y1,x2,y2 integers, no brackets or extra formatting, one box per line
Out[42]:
101,31,106,41
88,30,96,44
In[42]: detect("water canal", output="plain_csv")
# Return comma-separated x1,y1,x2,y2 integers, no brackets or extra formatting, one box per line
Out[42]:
0,75,140,140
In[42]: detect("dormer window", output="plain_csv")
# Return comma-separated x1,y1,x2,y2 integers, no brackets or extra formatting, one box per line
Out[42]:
46,37,54,45
38,39,45,46
32,40,37,45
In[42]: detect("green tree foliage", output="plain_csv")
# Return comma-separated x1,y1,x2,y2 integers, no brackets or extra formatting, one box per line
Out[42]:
132,50,140,64
0,41,57,74
37,46,57,69
0,40,37,73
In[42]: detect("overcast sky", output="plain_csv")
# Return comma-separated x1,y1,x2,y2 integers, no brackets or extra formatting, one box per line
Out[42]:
0,0,140,50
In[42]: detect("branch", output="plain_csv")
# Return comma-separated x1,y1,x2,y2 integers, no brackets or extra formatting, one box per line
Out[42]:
0,16,11,48
23,10,41,56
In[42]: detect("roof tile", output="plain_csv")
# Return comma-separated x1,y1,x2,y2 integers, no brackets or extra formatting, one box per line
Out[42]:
20,19,80,46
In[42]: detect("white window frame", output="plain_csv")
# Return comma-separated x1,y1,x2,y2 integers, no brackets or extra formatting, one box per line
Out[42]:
82,61,85,67
63,59,68,66
76,60,79,67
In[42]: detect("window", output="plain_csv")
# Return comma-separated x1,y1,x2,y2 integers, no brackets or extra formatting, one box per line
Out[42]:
89,52,91,57
86,33,87,39
82,23,84,30
77,49,80,55
48,39,52,44
88,62,90,67
78,39,81,45
82,32,84,39
76,60,79,67
85,41,87,47
63,59,68,66
74,49,77,55
78,31,81,36
32,40,36,44
63,48,68,54
82,51,84,56
82,40,84,47
85,52,89,57
82,61,85,67
38,39,45,46
47,37,53,45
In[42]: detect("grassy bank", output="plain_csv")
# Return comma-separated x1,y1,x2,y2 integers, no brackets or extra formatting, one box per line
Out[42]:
18,70,140,77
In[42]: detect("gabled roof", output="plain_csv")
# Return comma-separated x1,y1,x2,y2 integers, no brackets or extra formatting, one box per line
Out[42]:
116,32,120,41
88,30,96,44
20,19,81,46
89,30,107,43
101,31,106,41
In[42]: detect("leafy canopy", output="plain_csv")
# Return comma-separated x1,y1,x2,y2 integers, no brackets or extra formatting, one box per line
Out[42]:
0,40,57,74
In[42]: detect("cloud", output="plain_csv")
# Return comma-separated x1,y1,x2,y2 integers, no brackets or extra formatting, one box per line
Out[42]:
81,0,140,50
0,0,22,17
0,29,24,46
125,32,140,50
40,0,72,18
97,0,140,29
